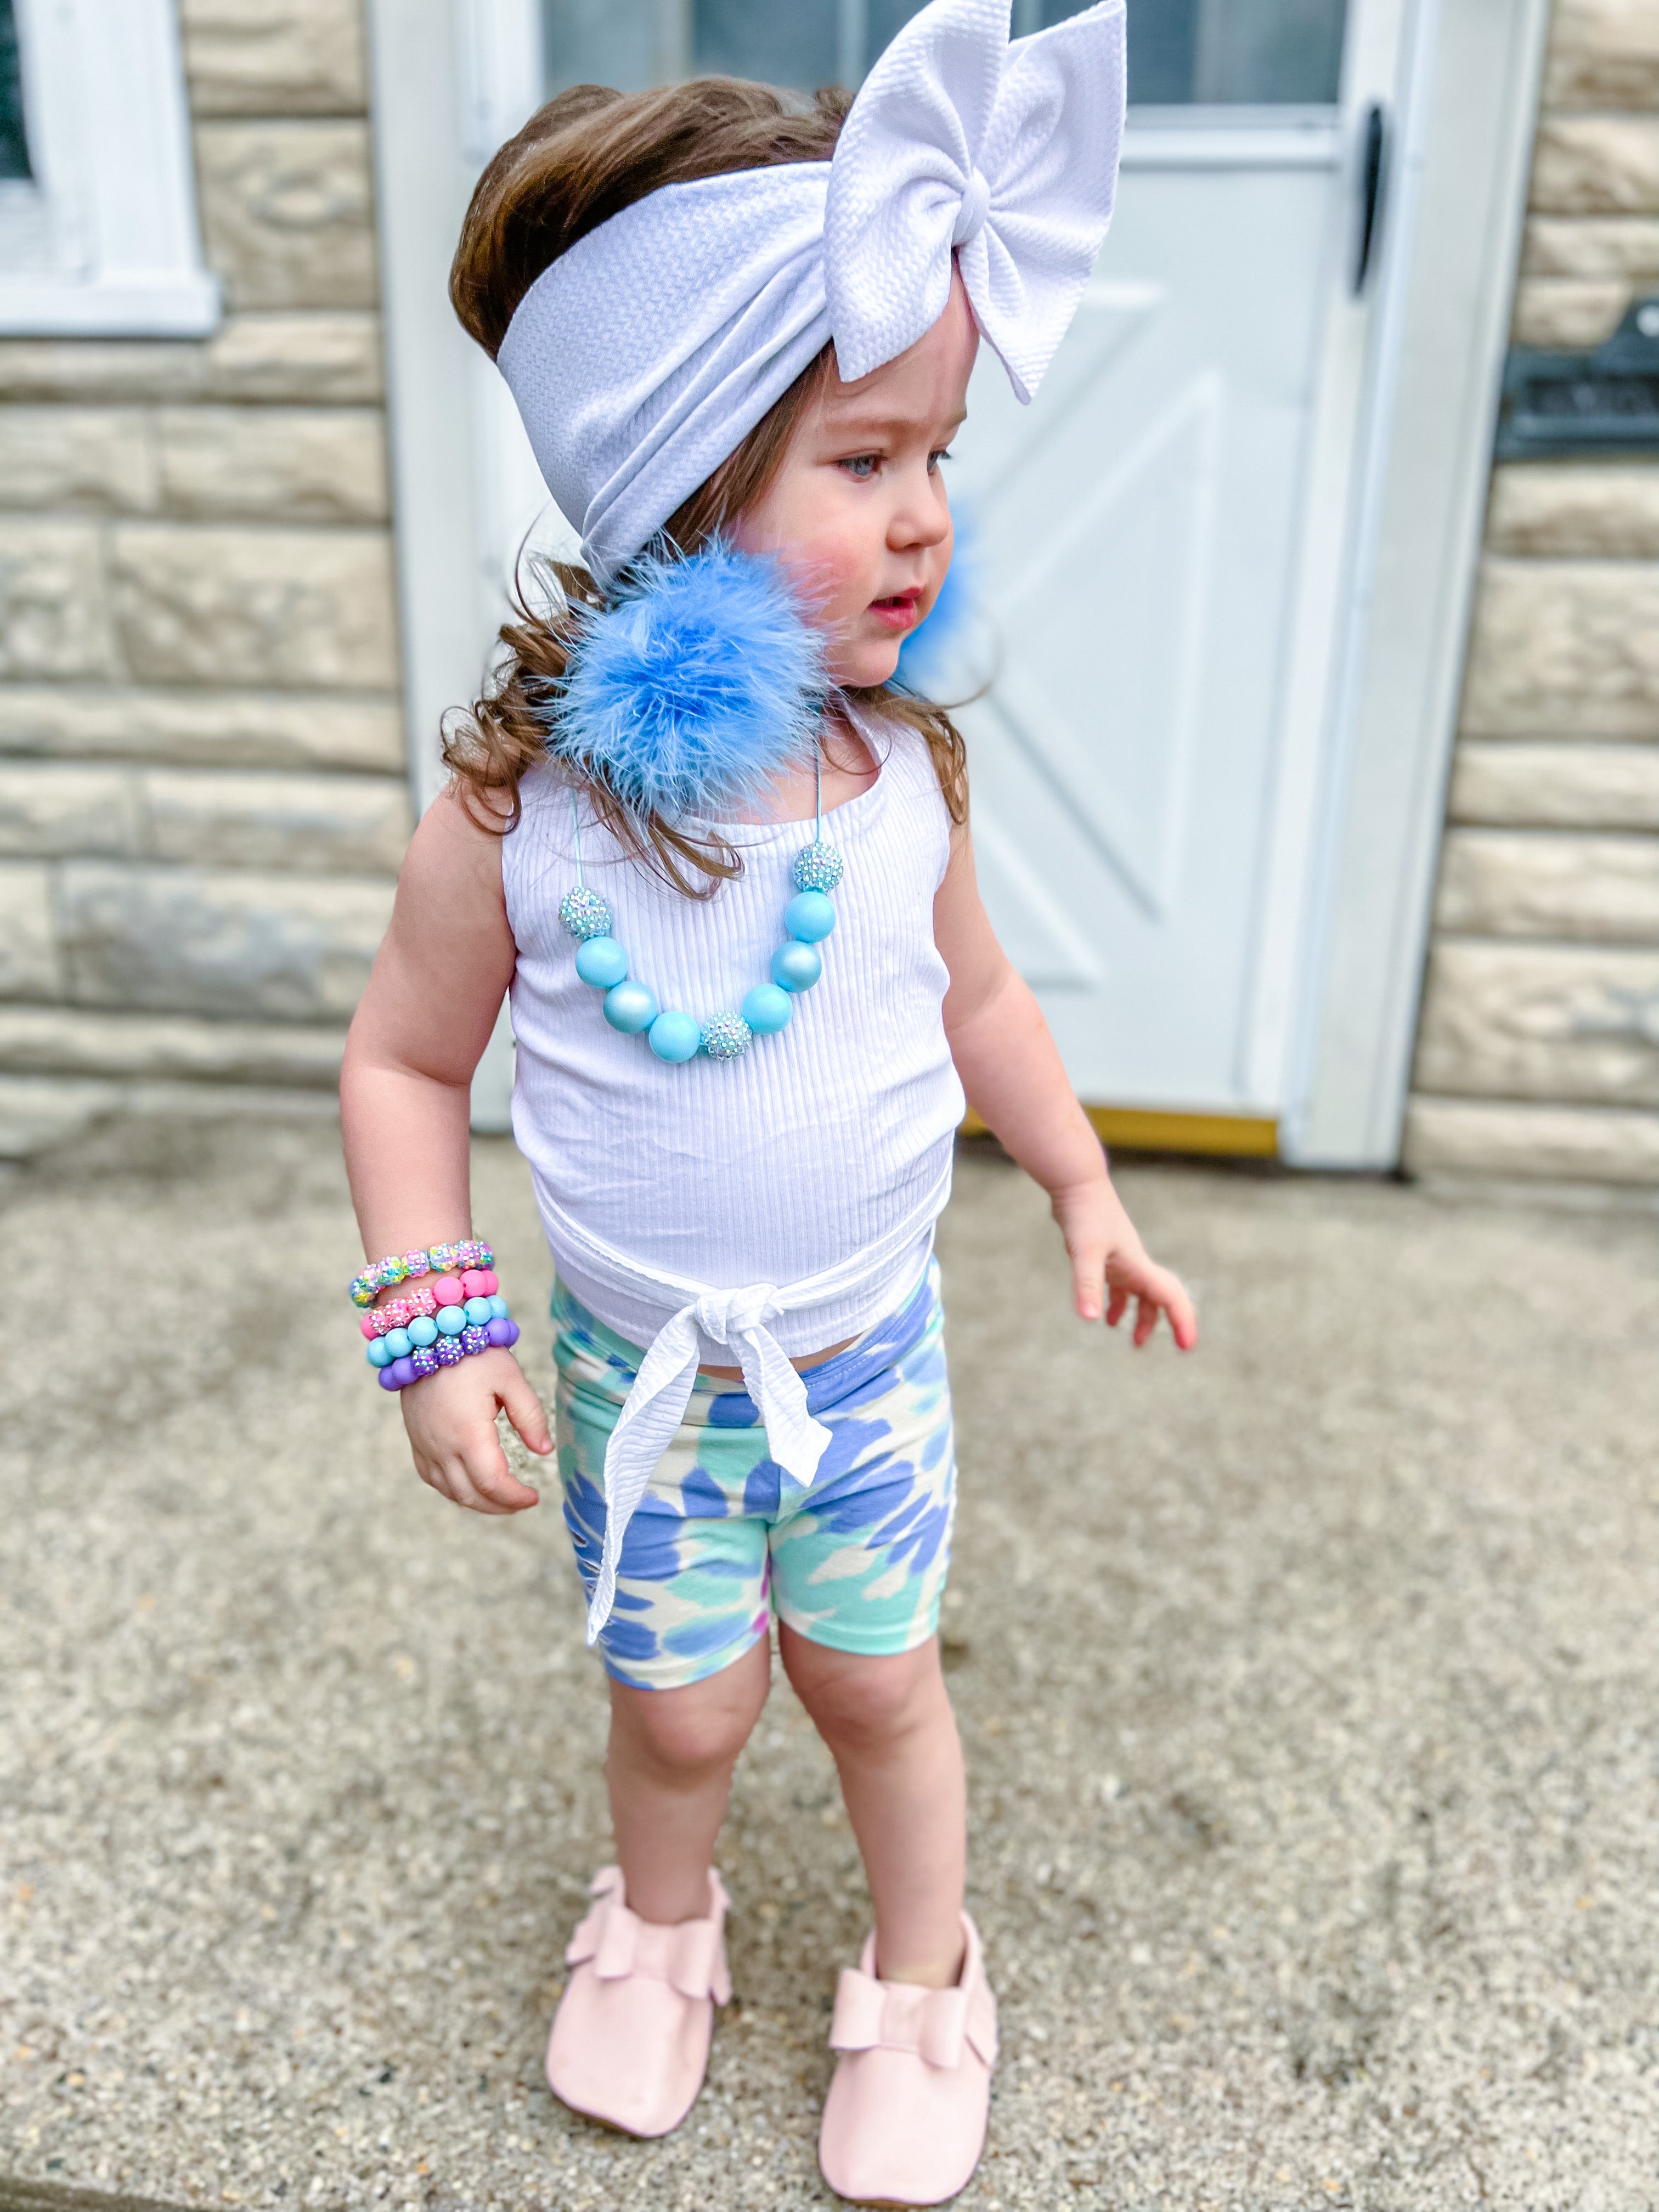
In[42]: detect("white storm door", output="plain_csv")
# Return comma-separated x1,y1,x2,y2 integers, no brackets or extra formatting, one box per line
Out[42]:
951,127,1352,1111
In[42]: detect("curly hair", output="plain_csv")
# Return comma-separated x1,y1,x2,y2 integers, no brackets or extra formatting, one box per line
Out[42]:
443,77,967,894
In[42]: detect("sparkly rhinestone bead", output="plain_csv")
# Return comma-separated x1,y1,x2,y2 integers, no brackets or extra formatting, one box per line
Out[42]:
402,1248,431,1279
349,1271,378,1308
701,1011,752,1060
376,1252,409,1288
410,1345,439,1378
461,1324,490,1356
432,1335,465,1367
428,1241,459,1273
560,885,613,941
793,840,844,894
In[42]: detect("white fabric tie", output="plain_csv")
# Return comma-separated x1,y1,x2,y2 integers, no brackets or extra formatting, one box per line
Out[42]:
542,1160,953,1641
496,0,1126,582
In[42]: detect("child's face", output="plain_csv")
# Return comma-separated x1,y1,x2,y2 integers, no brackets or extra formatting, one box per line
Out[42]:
737,269,978,688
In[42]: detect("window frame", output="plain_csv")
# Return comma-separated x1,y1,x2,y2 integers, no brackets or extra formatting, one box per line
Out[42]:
0,0,219,336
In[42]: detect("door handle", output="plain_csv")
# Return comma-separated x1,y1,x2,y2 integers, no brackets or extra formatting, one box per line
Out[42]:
1352,101,1389,296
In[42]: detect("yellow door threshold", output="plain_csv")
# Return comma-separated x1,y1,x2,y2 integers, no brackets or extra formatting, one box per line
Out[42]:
963,1107,1279,1159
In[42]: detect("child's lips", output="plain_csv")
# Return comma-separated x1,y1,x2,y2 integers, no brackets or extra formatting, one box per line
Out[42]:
867,590,923,632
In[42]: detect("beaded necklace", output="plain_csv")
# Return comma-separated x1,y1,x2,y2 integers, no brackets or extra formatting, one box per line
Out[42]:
558,740,846,1065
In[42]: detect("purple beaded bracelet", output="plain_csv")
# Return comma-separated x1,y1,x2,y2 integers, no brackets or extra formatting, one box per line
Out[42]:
376,1314,520,1392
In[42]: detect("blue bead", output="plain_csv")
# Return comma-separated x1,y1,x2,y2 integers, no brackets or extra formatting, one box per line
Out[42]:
742,983,794,1035
464,1296,493,1326
435,1305,468,1337
771,939,822,993
486,1294,510,1321
648,1009,702,1062
575,934,629,989
366,1337,394,1368
603,978,658,1034
407,1313,438,1348
382,1327,413,1360
783,890,836,944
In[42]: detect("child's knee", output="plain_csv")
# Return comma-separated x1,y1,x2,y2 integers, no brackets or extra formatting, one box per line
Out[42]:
610,1649,767,1777
788,1639,942,1756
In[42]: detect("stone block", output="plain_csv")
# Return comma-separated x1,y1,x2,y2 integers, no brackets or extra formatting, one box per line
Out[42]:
0,315,384,405
0,685,405,773
1522,213,1659,278
1404,1096,1659,1183
106,524,399,690
1511,276,1630,347
1435,828,1659,942
0,521,119,682
0,409,158,514
139,768,410,871
195,122,377,313
157,406,387,523
1414,940,1659,1105
0,761,140,856
1462,559,1659,738
0,1002,345,1085
0,1075,122,1159
1523,215,1659,285
1449,741,1659,830
57,861,393,1020
0,861,61,996
181,0,366,116
1531,115,1659,213
1542,0,1659,110
1487,464,1659,556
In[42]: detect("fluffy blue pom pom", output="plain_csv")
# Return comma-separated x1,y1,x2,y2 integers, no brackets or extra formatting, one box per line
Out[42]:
549,543,827,820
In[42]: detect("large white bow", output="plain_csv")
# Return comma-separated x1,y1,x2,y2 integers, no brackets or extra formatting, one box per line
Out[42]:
496,0,1126,582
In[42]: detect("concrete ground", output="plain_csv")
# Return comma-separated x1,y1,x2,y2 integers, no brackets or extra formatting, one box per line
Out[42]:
1,1117,1655,2212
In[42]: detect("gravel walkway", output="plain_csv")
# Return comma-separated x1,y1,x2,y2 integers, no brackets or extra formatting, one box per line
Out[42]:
1,1118,1655,2212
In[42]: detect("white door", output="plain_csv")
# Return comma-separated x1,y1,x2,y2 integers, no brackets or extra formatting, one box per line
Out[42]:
472,0,1409,1131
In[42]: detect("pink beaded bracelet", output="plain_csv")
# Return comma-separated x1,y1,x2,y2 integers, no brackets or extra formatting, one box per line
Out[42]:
358,1269,499,1339
348,1239,495,1309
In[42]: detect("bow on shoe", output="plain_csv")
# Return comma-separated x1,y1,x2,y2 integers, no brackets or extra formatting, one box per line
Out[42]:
566,1867,732,2005
830,1964,998,2071
826,0,1127,402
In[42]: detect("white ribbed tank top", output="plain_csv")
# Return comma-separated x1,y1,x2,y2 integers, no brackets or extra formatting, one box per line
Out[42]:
502,719,966,1362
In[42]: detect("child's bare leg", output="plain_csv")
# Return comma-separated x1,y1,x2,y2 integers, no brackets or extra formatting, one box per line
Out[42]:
780,1627,966,1988
605,1637,771,1923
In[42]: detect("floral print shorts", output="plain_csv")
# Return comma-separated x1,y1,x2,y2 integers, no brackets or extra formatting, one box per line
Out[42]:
551,1259,956,1691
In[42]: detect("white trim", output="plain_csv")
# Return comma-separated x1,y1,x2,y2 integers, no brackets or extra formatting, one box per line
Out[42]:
1283,0,1554,1167
0,0,219,336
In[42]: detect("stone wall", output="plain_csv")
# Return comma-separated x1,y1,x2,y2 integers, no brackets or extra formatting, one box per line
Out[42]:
1406,0,1659,1186
0,0,405,1158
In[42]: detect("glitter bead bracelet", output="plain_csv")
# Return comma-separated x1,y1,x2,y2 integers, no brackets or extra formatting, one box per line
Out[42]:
348,1238,494,1310
369,1309,520,1392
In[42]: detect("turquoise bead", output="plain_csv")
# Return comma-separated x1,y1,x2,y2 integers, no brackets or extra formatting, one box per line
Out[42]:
575,935,629,989
784,890,836,943
464,1296,493,1326
771,939,822,993
486,1294,510,1321
366,1337,394,1368
435,1305,468,1337
603,978,658,1033
382,1327,413,1360
407,1314,438,1348
742,983,793,1035
648,1009,701,1062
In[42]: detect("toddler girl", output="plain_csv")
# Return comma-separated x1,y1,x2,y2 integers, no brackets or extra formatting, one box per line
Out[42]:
340,1,1194,2200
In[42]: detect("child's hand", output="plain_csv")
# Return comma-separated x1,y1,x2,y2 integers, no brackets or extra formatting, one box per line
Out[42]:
399,1351,554,1514
1051,1179,1199,1351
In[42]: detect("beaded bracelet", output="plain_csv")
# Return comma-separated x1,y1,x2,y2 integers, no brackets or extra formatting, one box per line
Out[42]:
349,1239,495,1310
357,1269,499,1338
369,1291,520,1389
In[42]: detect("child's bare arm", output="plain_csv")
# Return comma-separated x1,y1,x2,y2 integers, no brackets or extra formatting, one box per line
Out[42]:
340,787,553,1510
934,820,1197,1351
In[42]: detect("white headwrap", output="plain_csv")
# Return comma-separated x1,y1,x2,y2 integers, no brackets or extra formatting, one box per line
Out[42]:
496,0,1126,584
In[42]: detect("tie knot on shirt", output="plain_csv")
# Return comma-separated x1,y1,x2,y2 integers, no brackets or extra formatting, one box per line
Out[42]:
952,168,991,247
694,1284,781,1345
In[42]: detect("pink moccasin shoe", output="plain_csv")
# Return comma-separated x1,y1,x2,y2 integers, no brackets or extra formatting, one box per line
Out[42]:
817,1912,998,2207
545,1864,731,2137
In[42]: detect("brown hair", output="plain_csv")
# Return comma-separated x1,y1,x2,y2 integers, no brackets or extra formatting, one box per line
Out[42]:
443,78,967,893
